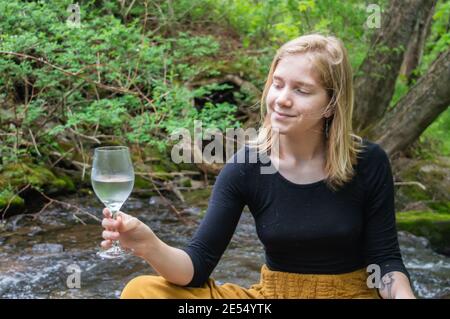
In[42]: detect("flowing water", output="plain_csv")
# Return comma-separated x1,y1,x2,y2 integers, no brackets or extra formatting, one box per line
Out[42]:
0,195,448,299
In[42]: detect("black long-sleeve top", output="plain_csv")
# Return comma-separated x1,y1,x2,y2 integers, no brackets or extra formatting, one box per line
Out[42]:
182,139,410,287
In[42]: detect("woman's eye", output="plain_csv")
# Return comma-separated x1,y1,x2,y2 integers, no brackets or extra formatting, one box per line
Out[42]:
272,83,310,94
296,89,310,95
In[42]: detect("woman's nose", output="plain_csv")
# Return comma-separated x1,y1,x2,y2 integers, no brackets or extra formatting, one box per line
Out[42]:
276,89,293,108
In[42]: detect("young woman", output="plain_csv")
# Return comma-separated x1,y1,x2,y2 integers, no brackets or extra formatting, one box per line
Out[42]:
101,34,416,299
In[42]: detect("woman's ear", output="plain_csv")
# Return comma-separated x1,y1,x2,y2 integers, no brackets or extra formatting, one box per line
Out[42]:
323,108,334,119
324,95,335,119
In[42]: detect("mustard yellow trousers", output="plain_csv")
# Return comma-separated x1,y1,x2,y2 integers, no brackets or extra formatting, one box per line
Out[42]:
121,264,380,299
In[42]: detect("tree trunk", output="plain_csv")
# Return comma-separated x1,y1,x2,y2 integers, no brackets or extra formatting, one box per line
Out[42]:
353,0,436,133
371,49,450,157
399,1,436,83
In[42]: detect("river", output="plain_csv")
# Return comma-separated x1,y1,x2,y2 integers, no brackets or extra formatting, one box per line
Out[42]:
0,195,449,298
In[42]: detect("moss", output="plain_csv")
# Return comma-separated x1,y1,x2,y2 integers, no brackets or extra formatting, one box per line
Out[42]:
78,188,94,196
398,163,427,200
182,188,212,209
152,160,179,174
134,175,152,189
47,177,72,193
0,162,75,195
56,174,76,192
180,177,192,188
28,165,56,186
151,163,169,173
142,144,193,179
400,185,430,201
396,159,450,205
0,189,25,209
428,201,450,214
2,163,50,187
142,144,164,159
397,210,450,254
0,163,75,214
397,209,450,222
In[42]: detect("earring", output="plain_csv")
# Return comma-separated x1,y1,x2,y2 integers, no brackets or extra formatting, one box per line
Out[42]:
325,117,330,139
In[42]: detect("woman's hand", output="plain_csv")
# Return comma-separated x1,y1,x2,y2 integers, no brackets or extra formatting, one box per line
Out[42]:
101,208,155,258
378,271,416,299
101,208,194,286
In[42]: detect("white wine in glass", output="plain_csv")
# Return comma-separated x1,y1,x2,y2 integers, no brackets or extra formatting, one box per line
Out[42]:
91,146,134,259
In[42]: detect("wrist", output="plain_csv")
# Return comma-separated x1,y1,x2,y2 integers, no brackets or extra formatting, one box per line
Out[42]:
142,231,162,263
394,291,416,299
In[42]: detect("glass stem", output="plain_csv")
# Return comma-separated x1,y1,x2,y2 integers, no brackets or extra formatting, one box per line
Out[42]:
111,210,121,247
111,239,121,250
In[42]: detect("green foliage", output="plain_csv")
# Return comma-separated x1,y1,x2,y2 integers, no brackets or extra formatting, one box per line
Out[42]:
199,102,240,131
0,0,238,167
0,0,448,175
222,0,370,67
386,0,449,155
392,0,450,99
418,0,450,75
389,75,409,108
415,0,450,156
420,108,450,157
0,187,25,210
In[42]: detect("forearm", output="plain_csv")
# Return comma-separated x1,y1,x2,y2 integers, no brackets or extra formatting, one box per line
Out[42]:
142,233,194,286
378,271,415,299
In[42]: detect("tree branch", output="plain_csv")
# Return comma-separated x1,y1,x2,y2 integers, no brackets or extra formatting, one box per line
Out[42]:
373,49,450,156
0,51,158,115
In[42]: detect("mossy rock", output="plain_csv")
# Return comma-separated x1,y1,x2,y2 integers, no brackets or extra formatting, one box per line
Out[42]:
152,159,179,176
395,157,450,211
396,161,430,202
0,162,76,214
0,163,75,194
182,188,212,209
134,175,152,189
133,161,171,183
398,185,430,202
397,209,450,255
142,144,199,178
50,173,76,193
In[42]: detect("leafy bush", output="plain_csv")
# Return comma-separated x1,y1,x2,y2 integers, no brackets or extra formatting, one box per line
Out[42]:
0,0,238,167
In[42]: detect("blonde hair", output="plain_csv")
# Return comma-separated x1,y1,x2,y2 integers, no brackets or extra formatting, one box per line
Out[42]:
248,33,364,191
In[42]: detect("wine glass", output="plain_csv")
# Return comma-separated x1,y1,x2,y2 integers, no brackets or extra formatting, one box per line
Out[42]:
91,146,134,259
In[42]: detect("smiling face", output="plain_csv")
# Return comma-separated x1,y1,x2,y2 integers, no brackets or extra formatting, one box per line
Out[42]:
266,54,331,136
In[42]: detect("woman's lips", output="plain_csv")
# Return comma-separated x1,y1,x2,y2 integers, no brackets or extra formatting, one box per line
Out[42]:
273,111,296,119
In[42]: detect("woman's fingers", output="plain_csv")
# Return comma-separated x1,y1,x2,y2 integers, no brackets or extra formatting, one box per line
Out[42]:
101,240,112,249
103,208,112,218
102,218,118,230
115,214,124,232
102,211,127,231
101,209,126,249
102,230,119,241
116,213,139,233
